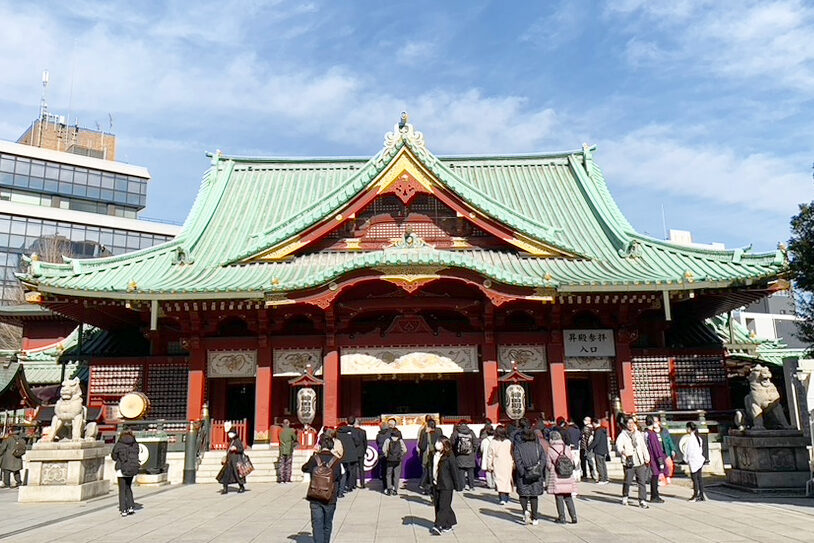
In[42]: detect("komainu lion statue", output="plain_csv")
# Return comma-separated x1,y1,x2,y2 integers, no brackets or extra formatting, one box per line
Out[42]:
743,365,790,430
41,378,98,442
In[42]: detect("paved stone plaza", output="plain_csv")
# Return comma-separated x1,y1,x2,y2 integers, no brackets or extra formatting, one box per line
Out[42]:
1,478,813,543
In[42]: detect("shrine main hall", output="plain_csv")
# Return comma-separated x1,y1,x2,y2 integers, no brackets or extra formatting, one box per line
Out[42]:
17,120,785,443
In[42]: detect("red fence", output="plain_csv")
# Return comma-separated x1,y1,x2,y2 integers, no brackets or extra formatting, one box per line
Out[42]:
209,419,249,450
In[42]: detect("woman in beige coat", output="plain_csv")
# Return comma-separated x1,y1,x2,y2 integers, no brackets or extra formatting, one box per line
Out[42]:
487,425,514,504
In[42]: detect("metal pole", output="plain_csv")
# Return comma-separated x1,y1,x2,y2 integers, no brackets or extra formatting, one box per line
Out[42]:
182,421,198,484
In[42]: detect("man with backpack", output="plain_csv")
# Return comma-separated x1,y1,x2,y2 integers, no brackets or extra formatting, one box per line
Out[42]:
0,427,26,489
381,427,407,495
302,436,342,543
450,422,479,490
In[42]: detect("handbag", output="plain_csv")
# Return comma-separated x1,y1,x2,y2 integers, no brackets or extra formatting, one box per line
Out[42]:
236,454,254,478
525,445,545,482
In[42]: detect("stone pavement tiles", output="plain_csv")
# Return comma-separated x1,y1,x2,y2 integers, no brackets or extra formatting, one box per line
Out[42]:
1,478,814,543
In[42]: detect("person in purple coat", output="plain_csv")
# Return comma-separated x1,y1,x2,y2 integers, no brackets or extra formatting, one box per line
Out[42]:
644,415,667,503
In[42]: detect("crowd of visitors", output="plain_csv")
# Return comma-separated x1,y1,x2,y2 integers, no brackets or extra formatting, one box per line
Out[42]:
298,413,707,539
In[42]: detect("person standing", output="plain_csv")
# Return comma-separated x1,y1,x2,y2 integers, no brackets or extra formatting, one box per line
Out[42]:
680,422,707,502
352,418,367,489
0,428,26,489
546,430,578,524
580,417,596,481
382,428,407,495
656,416,677,484
644,415,667,503
418,419,444,494
450,422,478,490
587,419,610,484
429,437,463,535
302,436,342,543
479,418,494,440
217,429,247,494
375,420,393,488
564,420,582,480
513,428,546,526
111,430,140,516
278,419,297,484
616,417,650,508
479,426,495,489
487,425,514,505
337,421,361,495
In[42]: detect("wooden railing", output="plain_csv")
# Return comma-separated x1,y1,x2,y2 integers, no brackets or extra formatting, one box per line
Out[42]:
209,419,248,450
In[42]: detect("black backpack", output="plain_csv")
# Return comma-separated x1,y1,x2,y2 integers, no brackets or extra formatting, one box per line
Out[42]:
456,433,473,456
306,455,337,503
525,445,545,483
554,446,575,478
386,438,403,462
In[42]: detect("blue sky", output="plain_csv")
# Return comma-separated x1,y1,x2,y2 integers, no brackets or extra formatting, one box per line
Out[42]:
0,0,812,252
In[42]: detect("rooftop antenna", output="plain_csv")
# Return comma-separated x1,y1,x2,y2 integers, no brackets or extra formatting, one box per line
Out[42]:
38,70,49,147
661,204,668,240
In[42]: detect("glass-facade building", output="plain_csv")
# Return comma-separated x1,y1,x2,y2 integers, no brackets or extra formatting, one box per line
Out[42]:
0,140,179,304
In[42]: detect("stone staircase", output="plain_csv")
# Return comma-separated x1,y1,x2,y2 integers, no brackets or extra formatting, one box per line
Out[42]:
196,447,313,484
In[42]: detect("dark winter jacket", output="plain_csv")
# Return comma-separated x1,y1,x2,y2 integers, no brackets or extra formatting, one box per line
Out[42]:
432,453,464,492
513,438,546,497
111,433,141,477
336,426,359,462
587,427,609,456
645,428,667,476
450,425,479,469
376,427,392,453
418,428,445,465
216,436,246,485
351,426,367,459
565,425,581,448
0,434,26,472
660,427,677,458
279,427,297,456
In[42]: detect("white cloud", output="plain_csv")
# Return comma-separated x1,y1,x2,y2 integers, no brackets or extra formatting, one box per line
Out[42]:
396,41,436,65
598,125,813,217
609,0,814,93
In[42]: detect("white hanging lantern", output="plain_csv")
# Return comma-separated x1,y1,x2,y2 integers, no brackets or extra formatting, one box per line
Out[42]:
505,384,526,421
296,387,318,425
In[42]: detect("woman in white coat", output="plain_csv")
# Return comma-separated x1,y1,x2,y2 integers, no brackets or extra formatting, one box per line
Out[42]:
479,426,495,489
679,421,706,502
487,425,514,504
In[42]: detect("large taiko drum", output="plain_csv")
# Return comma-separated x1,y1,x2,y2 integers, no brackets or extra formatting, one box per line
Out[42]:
118,392,151,420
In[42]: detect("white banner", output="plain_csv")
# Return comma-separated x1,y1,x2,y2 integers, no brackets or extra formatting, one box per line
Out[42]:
564,329,615,357
340,346,478,375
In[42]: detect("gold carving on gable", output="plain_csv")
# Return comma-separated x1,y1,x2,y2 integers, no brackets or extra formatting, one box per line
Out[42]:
374,148,436,196
252,238,307,262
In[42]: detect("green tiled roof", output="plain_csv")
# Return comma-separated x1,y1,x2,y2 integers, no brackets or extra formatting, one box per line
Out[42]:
19,124,785,298
706,314,808,366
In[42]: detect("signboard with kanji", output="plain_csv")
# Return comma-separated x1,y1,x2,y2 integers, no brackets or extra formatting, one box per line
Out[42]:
563,329,615,357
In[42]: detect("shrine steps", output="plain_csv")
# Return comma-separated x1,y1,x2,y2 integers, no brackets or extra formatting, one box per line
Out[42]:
195,447,313,483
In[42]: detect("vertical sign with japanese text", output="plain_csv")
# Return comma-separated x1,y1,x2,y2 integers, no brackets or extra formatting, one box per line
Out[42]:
563,329,615,357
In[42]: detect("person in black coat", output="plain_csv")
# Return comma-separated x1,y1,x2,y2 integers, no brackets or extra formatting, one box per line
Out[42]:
302,436,342,543
375,420,394,487
336,423,360,495
429,437,463,535
351,418,367,489
216,430,246,494
418,419,444,494
513,428,546,525
111,430,140,516
450,422,479,490
587,420,610,484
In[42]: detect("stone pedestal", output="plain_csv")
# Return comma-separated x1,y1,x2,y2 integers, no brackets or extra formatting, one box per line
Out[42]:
18,441,111,502
724,429,810,492
136,472,169,486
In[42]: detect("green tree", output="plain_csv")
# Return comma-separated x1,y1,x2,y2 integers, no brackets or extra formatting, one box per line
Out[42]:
788,168,814,347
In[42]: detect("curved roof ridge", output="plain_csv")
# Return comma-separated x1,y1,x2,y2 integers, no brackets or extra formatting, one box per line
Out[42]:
631,232,780,260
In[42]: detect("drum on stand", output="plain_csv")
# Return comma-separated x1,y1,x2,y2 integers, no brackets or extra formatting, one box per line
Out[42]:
118,392,151,420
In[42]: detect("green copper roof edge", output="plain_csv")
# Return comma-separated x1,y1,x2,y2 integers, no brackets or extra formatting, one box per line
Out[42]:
630,233,783,263
217,148,586,164
567,155,632,252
